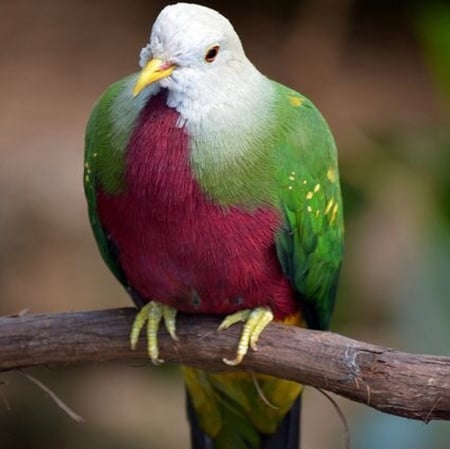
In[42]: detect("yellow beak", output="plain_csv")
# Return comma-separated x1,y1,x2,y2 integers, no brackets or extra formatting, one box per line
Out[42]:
133,58,175,97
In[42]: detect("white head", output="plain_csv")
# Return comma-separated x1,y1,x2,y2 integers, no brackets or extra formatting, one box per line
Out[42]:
133,3,268,124
140,3,245,70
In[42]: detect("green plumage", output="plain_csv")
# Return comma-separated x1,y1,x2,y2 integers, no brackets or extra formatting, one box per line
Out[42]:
270,84,344,330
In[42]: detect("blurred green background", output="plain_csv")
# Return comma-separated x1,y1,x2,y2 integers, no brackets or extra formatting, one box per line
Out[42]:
0,0,449,448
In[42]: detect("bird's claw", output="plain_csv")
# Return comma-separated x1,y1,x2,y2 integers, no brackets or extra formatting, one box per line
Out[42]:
218,307,274,366
130,301,178,365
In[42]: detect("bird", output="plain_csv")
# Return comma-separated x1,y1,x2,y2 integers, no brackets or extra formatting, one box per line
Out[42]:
84,3,344,448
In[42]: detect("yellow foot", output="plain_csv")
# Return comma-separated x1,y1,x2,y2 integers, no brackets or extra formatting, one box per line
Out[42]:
218,307,274,366
130,301,178,365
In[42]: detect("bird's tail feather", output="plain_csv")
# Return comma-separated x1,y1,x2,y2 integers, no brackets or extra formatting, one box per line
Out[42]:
185,371,302,449
186,389,215,449
261,396,301,449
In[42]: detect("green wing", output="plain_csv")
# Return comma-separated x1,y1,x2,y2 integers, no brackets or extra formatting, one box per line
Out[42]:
273,85,344,330
83,73,147,287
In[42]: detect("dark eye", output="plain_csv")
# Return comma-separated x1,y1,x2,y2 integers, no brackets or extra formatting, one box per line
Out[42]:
204,45,220,63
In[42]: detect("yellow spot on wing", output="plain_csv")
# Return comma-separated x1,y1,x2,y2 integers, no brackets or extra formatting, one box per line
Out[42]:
307,206,312,212
288,175,295,181
306,191,313,200
330,203,339,224
327,168,336,183
314,183,321,193
288,95,303,107
324,198,334,215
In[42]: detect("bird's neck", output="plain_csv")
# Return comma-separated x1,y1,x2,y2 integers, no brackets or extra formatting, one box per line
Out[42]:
166,68,279,206
167,63,269,126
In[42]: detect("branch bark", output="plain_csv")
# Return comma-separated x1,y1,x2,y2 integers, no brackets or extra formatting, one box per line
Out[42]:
0,308,449,421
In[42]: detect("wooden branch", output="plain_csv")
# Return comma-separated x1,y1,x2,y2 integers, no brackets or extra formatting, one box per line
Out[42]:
0,308,449,421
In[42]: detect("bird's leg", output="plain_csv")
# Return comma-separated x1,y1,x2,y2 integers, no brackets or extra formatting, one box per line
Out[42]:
130,300,178,365
218,307,274,366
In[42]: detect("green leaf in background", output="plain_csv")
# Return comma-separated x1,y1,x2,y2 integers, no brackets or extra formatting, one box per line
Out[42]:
417,2,450,104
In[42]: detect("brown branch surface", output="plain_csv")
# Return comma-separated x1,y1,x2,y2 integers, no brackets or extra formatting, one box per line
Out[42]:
0,308,449,421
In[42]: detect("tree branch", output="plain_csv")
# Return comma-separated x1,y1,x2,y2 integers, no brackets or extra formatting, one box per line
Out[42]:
0,308,449,421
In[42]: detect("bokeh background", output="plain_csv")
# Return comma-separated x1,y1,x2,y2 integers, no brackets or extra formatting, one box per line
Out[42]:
0,0,449,448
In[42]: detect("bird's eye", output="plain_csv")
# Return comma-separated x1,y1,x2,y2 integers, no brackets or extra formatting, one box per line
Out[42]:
204,45,220,63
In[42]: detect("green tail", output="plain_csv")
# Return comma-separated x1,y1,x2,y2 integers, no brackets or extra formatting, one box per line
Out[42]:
183,367,303,449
